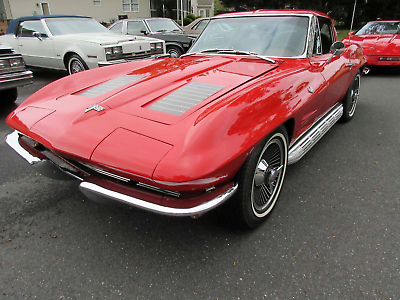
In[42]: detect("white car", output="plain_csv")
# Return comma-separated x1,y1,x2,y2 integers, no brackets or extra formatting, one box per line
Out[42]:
0,15,167,74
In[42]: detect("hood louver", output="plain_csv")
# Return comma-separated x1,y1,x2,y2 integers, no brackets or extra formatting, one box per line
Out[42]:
147,82,224,116
78,75,144,98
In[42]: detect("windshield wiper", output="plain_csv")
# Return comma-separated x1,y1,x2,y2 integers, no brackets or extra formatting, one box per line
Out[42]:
156,29,167,33
214,49,276,64
181,49,276,64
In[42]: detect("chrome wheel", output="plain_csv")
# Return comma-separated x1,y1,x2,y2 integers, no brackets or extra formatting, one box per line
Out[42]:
167,46,182,58
68,56,86,74
349,74,360,117
251,132,287,218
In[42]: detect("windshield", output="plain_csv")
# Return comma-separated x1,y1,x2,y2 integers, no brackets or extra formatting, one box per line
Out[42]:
45,18,110,36
189,16,309,57
146,19,183,33
356,22,400,35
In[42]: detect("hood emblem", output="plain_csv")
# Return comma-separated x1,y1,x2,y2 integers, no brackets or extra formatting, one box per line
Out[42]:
85,104,105,113
308,86,314,94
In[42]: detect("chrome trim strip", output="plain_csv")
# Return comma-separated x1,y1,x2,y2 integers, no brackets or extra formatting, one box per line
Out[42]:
81,163,131,182
5,131,41,165
0,70,33,80
136,182,180,198
79,182,238,217
288,104,343,164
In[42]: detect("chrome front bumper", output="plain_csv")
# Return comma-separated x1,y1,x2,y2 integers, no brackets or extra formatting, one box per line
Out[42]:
5,130,237,217
0,70,33,91
98,54,171,67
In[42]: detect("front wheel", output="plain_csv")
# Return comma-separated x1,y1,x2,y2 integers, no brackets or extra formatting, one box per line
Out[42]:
222,127,288,228
3,88,18,105
67,54,88,75
340,71,360,122
166,46,183,58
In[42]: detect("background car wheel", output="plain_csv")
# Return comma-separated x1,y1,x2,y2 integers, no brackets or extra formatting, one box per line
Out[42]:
67,54,88,75
3,88,18,104
222,127,288,229
340,71,361,122
167,46,183,58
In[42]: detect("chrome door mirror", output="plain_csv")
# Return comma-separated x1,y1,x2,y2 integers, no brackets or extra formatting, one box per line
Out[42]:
33,31,42,41
330,41,345,55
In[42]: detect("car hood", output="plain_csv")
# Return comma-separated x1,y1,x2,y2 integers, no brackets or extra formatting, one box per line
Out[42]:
343,34,400,55
54,33,156,45
7,55,279,179
150,32,194,43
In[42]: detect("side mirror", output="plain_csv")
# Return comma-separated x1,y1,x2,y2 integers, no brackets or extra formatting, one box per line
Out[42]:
33,31,42,41
140,30,148,35
330,41,345,55
347,31,355,36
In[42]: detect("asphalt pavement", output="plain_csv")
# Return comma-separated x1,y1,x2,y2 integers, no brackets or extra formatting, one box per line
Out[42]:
0,67,399,299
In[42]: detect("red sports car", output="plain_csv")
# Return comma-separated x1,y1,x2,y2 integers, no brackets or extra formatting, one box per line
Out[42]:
343,20,400,66
5,10,366,228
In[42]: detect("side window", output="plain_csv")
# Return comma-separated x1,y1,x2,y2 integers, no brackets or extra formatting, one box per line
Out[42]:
109,22,123,34
17,20,48,38
318,17,334,54
195,20,208,31
127,21,147,35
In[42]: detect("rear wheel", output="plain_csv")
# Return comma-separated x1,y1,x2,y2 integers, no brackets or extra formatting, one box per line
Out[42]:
3,88,18,104
340,71,360,122
166,46,183,58
67,54,88,75
223,127,288,228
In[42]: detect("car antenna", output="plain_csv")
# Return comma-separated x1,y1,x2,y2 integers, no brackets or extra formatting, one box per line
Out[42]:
349,0,358,44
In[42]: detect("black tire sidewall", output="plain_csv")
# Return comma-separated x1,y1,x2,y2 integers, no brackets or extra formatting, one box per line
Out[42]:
341,71,360,122
167,46,183,58
67,54,88,75
233,127,289,228
3,87,18,104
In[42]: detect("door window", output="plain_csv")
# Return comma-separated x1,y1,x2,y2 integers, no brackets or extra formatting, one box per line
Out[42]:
127,21,147,35
18,21,48,38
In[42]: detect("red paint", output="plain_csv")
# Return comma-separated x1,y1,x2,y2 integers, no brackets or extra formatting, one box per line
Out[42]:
6,11,365,197
343,21,400,66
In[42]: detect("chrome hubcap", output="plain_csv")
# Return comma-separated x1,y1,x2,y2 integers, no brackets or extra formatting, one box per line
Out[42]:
349,75,360,116
70,59,85,74
251,137,286,216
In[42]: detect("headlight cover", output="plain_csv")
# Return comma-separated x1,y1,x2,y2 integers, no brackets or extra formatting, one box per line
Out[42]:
105,46,123,55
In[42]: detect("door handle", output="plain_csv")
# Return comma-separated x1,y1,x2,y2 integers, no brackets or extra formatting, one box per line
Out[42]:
345,62,355,67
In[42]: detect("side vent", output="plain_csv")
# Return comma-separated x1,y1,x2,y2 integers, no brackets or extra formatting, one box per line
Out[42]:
79,75,144,98
148,82,224,115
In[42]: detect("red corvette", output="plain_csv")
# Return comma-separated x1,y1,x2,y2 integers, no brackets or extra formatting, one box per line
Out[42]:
5,10,366,228
343,20,400,66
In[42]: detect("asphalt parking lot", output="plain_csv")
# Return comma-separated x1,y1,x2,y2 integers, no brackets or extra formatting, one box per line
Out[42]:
1,67,399,299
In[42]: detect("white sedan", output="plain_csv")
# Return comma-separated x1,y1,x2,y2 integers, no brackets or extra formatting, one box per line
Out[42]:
0,15,166,74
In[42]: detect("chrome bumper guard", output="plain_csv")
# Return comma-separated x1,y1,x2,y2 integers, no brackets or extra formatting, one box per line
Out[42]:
5,130,238,216
0,70,33,91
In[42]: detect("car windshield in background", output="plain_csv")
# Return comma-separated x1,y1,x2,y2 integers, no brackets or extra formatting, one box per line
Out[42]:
146,19,183,33
189,16,309,57
45,18,110,35
356,22,400,35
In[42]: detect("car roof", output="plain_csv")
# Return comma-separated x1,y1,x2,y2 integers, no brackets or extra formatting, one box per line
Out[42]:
212,9,330,19
6,15,91,35
116,17,172,22
368,20,400,23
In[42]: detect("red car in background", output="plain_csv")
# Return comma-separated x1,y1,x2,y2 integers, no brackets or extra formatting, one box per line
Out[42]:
343,20,400,66
5,10,365,228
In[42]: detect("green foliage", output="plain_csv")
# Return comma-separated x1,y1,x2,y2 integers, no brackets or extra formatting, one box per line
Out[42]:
187,13,196,20
219,0,400,28
183,17,193,26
